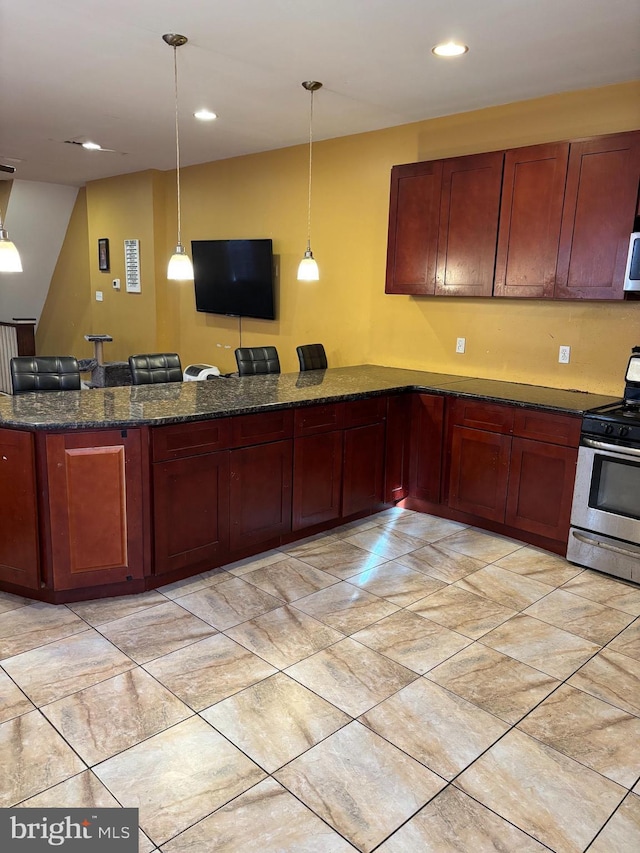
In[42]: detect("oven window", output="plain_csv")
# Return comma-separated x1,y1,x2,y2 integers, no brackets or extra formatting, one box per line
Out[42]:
589,454,640,519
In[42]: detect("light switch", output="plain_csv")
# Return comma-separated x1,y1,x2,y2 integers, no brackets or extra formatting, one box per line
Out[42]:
96,291,103,302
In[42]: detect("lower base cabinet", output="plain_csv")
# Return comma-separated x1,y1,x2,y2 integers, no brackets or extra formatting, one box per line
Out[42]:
342,422,385,517
293,431,343,531
0,428,40,590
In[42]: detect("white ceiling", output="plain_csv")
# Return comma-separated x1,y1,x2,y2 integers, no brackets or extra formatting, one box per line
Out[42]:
1,0,639,187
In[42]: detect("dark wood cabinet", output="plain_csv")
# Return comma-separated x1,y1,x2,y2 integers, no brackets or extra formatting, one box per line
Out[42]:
0,429,40,590
448,425,512,522
409,393,444,504
385,394,412,503
342,422,385,517
43,429,145,591
293,430,343,530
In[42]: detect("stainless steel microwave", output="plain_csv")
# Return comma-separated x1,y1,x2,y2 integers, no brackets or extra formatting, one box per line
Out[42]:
623,232,640,292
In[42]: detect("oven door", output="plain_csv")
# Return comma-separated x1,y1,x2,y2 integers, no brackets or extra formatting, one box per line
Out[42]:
570,437,640,543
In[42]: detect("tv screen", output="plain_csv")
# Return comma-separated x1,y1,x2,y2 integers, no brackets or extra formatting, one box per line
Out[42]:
192,239,275,320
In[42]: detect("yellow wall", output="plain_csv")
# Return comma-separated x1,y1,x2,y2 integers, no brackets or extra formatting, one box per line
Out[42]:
41,81,640,394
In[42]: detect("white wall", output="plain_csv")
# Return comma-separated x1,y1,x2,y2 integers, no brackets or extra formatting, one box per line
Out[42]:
0,180,78,325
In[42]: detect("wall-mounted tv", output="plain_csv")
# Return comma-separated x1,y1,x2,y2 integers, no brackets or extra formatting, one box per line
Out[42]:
191,239,275,320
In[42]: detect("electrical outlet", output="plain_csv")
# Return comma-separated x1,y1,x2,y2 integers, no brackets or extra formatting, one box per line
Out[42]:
112,278,121,290
559,345,571,364
95,291,103,302
456,337,466,354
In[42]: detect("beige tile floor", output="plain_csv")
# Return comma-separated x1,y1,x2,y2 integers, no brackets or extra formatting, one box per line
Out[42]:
1,508,639,852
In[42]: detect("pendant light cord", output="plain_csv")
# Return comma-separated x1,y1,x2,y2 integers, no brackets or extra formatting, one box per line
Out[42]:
173,45,182,247
305,88,315,248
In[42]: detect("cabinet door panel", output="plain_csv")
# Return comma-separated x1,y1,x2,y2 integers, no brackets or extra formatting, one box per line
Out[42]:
385,394,412,503
153,451,229,576
556,131,640,299
505,437,577,541
448,426,510,522
449,398,514,434
385,161,443,294
293,431,343,530
342,423,385,517
229,440,292,550
230,409,293,447
494,142,569,298
0,429,39,590
409,394,444,503
435,151,504,297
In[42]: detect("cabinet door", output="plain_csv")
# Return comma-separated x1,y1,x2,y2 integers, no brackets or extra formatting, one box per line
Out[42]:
409,393,444,504
555,131,640,299
448,426,511,522
0,429,39,590
385,394,412,503
505,437,578,542
494,142,570,298
293,431,343,530
385,161,443,294
153,451,229,576
435,151,504,297
342,423,385,517
44,430,144,590
229,440,292,551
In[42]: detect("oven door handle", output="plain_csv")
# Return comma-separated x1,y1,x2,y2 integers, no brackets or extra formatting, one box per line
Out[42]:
582,437,640,458
571,530,640,558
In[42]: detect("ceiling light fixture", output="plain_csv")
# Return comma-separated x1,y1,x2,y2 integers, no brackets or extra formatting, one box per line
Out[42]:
163,33,194,281
82,141,103,150
0,210,23,273
297,80,322,282
194,109,217,121
432,41,469,57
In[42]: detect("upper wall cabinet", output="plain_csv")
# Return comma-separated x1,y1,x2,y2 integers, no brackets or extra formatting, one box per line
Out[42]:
386,130,640,300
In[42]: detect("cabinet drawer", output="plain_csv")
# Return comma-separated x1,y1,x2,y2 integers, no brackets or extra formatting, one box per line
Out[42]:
513,409,581,447
294,403,344,436
230,409,293,447
448,398,514,434
343,396,386,428
151,418,231,461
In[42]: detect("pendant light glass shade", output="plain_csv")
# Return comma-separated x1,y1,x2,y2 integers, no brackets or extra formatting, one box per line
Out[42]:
163,33,193,281
0,214,22,272
297,81,322,282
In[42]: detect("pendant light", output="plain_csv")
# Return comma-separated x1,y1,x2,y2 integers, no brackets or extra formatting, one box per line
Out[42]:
163,33,194,281
0,210,22,273
297,81,322,282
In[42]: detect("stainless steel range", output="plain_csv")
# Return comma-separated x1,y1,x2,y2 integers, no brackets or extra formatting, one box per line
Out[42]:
567,349,640,583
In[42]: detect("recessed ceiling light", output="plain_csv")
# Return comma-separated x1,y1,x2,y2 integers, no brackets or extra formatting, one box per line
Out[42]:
432,41,469,57
81,141,102,150
194,109,217,121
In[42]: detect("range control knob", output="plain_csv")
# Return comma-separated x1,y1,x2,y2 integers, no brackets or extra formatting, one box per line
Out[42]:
603,423,615,435
618,425,630,438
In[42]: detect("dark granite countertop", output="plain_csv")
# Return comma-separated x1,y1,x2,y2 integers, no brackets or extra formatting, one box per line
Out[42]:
0,365,621,431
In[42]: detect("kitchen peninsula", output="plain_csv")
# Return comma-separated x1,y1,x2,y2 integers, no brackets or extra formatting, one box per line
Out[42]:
0,365,618,603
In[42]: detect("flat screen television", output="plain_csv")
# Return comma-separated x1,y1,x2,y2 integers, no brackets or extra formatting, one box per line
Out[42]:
191,239,275,320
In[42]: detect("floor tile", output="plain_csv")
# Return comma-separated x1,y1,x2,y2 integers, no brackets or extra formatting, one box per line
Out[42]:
325,516,383,539
1,630,135,705
202,672,349,772
175,577,284,630
351,610,471,674
495,546,583,587
293,582,399,634
223,550,289,577
290,538,390,579
143,634,277,711
408,585,516,639
455,728,626,853
454,564,554,610
518,683,640,788
98,601,216,664
285,637,418,717
589,792,640,853
524,588,635,645
567,648,640,716
241,556,338,602
0,590,33,615
0,669,34,723
347,560,446,606
561,571,640,616
438,528,522,563
0,602,87,659
18,769,120,807
157,567,231,600
360,678,508,780
426,643,559,724
161,777,355,852
376,785,547,852
0,710,85,806
394,542,487,583
274,721,445,853
93,716,265,847
481,614,601,679
67,590,168,626
225,605,344,670
342,527,428,560
608,618,640,661
42,667,193,765
378,513,467,543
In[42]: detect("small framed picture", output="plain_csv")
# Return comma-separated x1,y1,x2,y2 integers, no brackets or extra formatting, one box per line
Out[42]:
98,238,110,272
